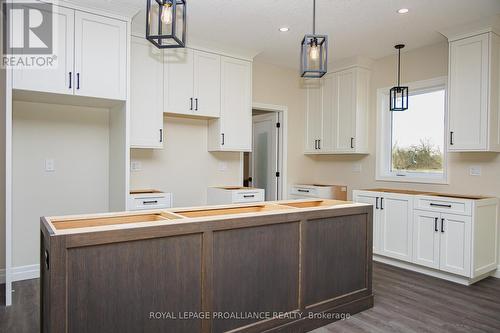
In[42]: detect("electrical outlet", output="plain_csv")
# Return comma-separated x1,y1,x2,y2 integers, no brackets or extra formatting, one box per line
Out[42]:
131,161,142,172
352,163,362,173
469,166,481,176
45,159,55,172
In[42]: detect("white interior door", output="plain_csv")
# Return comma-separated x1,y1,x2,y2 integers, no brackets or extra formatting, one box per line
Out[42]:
250,113,278,201
412,210,440,269
439,213,471,277
74,11,127,100
13,6,74,95
165,48,194,115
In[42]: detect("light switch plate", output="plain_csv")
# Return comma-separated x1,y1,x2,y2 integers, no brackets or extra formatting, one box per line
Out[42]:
469,166,481,176
45,158,55,172
219,162,228,171
352,163,362,173
131,161,142,172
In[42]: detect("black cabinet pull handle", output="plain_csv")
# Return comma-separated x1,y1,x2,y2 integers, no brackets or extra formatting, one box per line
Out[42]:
441,218,445,233
69,72,72,89
314,140,317,149
195,98,198,111
221,133,225,146
297,189,310,193
351,137,354,149
434,217,438,232
159,129,163,143
380,197,384,210
190,98,193,110
243,195,255,198
318,139,321,150
450,132,454,146
375,197,379,210
143,200,158,205
76,73,80,90
430,203,452,208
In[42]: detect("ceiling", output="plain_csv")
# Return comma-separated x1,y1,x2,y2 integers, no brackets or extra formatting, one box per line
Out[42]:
65,0,500,69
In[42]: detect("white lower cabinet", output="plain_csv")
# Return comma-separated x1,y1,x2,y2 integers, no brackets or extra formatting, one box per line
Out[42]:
354,190,498,284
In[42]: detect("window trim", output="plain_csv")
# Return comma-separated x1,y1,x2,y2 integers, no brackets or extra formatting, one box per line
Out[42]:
376,76,449,185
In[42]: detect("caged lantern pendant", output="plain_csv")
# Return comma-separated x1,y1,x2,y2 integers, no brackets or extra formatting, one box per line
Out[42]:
300,0,328,78
390,44,409,111
146,0,187,49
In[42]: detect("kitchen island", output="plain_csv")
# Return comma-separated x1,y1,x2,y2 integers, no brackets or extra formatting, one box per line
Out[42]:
40,199,374,333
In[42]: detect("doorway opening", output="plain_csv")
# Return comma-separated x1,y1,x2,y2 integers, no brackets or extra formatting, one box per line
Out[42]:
243,104,287,201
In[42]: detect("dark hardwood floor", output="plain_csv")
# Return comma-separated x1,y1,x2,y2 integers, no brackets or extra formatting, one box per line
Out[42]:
1,262,500,333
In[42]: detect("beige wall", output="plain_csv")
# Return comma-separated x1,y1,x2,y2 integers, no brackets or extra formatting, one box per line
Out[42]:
130,116,241,207
252,60,316,189
12,101,110,267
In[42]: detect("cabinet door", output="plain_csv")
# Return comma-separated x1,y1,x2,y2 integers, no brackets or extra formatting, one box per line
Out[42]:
13,6,74,95
448,34,489,151
193,50,221,117
218,57,252,151
412,210,440,269
353,193,381,254
320,74,334,152
333,69,356,152
130,37,163,148
164,48,194,115
439,213,471,277
305,82,322,152
379,194,413,262
74,11,127,100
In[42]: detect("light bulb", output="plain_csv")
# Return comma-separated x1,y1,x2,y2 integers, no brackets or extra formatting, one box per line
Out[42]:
161,3,173,24
309,44,319,60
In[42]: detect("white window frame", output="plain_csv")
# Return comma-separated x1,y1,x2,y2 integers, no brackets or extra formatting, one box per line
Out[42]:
376,76,449,184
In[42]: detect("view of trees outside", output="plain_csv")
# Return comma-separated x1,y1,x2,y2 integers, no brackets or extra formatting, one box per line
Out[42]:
391,89,445,174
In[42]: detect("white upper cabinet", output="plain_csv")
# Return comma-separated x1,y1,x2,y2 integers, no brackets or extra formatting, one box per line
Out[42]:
165,49,221,117
304,67,370,154
193,51,221,117
130,37,163,149
448,31,500,152
13,6,75,94
74,11,127,100
12,6,127,101
208,57,252,152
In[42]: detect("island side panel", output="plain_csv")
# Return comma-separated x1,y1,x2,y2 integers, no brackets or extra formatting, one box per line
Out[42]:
304,213,371,308
66,234,203,333
212,221,301,333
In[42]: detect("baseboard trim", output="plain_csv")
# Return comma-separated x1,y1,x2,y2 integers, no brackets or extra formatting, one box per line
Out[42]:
492,266,500,279
0,264,40,284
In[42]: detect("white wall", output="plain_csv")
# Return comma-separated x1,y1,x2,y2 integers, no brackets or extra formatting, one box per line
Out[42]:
130,116,241,207
11,101,110,268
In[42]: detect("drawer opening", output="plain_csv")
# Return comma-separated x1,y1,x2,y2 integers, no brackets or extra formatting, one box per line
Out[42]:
175,204,292,218
51,212,181,230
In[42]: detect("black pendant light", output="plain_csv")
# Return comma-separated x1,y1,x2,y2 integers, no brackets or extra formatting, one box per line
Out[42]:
300,0,328,78
390,44,408,111
146,0,187,49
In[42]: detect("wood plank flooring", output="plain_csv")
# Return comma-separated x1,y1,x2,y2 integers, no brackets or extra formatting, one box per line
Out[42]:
1,262,500,333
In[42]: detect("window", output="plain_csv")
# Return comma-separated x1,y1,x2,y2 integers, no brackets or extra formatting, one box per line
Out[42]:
377,77,448,184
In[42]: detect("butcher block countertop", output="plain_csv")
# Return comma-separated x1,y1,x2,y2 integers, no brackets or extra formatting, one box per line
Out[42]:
363,188,491,200
43,199,368,235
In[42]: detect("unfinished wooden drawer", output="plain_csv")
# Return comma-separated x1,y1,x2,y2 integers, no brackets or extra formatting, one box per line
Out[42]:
414,196,472,216
129,190,172,211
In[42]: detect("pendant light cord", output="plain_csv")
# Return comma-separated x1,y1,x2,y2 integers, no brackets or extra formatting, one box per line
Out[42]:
312,0,316,35
398,48,401,87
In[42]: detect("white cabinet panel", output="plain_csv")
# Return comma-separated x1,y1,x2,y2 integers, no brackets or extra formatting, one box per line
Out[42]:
13,6,75,95
379,194,413,262
208,57,252,151
305,82,323,152
439,213,471,276
413,210,440,269
74,11,127,100
193,50,221,117
164,48,194,115
334,69,356,151
353,192,381,254
448,34,489,150
130,37,163,148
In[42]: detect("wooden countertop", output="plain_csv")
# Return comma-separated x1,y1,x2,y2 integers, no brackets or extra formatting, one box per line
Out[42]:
43,199,369,236
362,188,491,200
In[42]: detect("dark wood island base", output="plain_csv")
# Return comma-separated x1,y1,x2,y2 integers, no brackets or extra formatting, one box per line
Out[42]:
40,199,373,333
